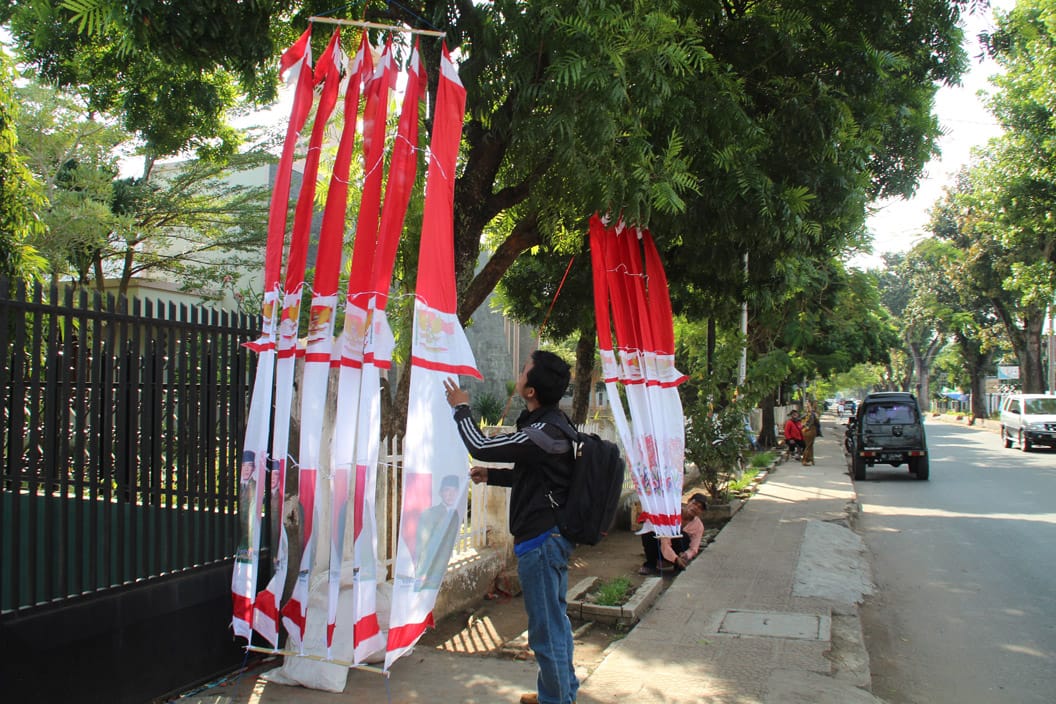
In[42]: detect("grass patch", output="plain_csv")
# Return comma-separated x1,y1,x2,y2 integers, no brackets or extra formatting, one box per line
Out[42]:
591,576,633,606
749,450,776,468
727,469,759,493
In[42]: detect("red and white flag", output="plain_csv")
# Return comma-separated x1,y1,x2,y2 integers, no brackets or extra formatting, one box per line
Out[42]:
231,27,315,643
249,28,334,648
310,33,373,657
347,41,425,665
327,39,397,663
273,30,345,652
589,215,686,540
385,43,481,672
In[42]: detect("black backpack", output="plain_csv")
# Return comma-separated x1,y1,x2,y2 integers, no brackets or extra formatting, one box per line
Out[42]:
545,418,626,546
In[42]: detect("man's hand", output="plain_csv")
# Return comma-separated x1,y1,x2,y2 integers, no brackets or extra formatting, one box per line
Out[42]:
443,377,469,408
469,466,489,484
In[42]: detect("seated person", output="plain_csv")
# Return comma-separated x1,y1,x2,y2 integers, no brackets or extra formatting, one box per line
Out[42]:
639,493,707,575
784,410,804,457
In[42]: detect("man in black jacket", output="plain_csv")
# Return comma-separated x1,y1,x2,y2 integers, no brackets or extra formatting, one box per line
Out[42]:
443,350,577,704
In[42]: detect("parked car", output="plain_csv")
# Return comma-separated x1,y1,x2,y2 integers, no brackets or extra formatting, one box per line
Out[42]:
846,392,929,480
999,394,1056,451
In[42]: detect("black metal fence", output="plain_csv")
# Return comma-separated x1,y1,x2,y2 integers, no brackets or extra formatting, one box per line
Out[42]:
0,280,257,615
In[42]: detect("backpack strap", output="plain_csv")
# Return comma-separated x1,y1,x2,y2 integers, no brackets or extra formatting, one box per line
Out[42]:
520,409,576,510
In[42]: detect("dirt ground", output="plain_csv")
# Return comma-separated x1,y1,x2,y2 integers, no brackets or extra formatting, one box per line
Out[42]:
418,487,721,675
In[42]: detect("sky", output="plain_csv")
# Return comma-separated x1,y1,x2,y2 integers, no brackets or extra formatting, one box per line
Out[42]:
856,0,1017,269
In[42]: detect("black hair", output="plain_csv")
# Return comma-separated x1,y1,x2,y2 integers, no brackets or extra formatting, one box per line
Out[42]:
527,350,571,406
689,493,708,510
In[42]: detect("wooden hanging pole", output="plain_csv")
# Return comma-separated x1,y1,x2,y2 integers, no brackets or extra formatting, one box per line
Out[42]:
308,16,445,37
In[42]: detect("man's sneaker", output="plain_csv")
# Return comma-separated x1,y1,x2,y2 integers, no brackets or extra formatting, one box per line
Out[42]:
519,694,575,704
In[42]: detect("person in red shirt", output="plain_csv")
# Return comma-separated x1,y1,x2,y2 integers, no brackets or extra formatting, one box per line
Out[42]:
784,409,805,458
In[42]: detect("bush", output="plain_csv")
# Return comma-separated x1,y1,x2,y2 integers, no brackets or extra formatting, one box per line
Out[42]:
474,392,505,426
684,393,749,504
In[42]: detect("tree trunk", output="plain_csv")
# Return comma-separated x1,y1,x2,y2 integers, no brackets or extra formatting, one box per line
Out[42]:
957,334,993,423
1021,313,1047,393
970,365,989,422
992,301,1047,393
571,330,595,425
758,392,777,448
909,335,944,413
707,318,716,377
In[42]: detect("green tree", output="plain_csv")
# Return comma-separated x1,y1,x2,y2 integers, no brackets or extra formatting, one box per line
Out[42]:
0,0,299,171
0,49,47,282
13,79,127,284
12,77,274,296
886,241,960,411
944,0,1056,392
930,183,1008,418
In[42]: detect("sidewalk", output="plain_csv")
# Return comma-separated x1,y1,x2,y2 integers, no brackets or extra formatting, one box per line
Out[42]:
182,420,885,704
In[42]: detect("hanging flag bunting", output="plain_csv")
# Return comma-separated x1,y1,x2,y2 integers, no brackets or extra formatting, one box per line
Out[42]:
271,29,345,652
589,215,686,541
327,38,398,662
384,43,481,672
231,27,315,643
249,28,335,648
310,33,373,658
348,40,425,665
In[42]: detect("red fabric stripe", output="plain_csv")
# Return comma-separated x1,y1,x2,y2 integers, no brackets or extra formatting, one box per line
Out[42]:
282,29,342,297
372,43,424,308
242,340,275,352
589,215,614,353
602,226,639,353
618,227,656,354
410,356,484,379
346,41,397,305
232,593,254,622
386,613,435,650
279,28,311,76
642,230,678,355
304,353,330,363
639,512,681,526
314,33,371,296
262,30,315,328
338,357,364,369
362,352,392,369
354,614,382,646
280,598,306,634
254,590,279,623
414,43,466,315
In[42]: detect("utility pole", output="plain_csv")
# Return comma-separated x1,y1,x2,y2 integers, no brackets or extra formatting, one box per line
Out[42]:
739,252,748,386
1048,301,1054,394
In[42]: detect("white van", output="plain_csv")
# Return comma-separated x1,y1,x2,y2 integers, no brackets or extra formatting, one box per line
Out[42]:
999,394,1056,451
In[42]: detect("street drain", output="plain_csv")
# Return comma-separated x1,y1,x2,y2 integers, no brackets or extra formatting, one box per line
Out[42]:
718,610,830,641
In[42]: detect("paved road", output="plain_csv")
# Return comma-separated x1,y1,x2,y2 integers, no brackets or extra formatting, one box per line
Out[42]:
856,419,1056,704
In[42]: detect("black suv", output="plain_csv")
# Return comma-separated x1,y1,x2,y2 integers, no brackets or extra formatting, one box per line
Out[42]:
845,392,929,480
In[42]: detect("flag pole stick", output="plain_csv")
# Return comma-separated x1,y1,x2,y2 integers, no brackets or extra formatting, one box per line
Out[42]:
308,16,446,37
244,646,389,676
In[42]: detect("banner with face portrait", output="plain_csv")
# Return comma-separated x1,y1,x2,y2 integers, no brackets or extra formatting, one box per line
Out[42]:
231,27,315,645
589,215,687,540
384,43,480,671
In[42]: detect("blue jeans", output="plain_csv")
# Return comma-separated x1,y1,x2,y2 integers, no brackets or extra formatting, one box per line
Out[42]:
517,530,578,704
